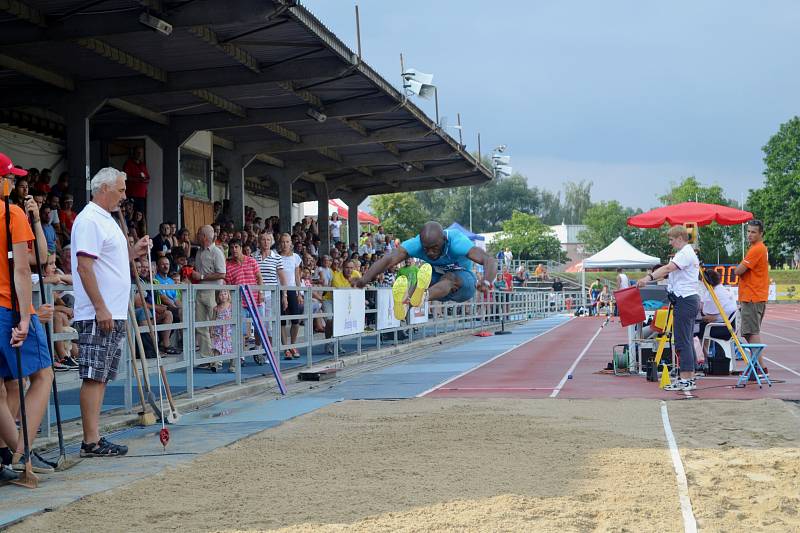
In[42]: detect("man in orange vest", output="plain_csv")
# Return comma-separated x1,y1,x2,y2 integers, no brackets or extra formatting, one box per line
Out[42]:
734,220,769,372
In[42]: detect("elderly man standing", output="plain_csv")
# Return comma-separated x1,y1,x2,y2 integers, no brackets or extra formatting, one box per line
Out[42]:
735,220,770,373
192,225,226,368
72,167,150,457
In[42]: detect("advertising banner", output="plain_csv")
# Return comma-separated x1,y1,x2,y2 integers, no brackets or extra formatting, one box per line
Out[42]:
376,288,402,330
333,289,366,337
409,298,429,325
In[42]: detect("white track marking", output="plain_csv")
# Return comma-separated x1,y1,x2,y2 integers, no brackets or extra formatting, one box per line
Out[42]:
660,401,698,533
417,317,575,397
549,323,604,398
761,330,800,345
764,357,800,378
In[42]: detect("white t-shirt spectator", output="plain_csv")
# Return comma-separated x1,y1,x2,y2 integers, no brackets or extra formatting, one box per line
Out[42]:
702,284,737,318
330,219,342,239
71,202,130,320
667,243,699,297
617,272,629,289
280,253,301,286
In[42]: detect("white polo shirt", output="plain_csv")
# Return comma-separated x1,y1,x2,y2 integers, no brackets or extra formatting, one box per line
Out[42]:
71,202,131,320
667,243,700,298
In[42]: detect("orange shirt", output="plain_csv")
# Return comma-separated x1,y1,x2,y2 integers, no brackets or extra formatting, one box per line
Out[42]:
0,202,35,312
738,241,769,302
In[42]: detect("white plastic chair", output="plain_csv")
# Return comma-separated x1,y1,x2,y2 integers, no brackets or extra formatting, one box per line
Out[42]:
702,310,739,372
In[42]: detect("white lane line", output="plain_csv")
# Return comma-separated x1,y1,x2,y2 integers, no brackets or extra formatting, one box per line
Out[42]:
660,401,698,533
416,317,575,397
764,357,800,378
761,330,800,344
549,323,604,398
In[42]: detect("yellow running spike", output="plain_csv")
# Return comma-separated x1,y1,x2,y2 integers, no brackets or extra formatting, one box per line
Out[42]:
392,275,409,321
410,263,432,308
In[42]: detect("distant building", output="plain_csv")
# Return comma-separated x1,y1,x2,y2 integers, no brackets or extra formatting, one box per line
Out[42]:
549,223,587,264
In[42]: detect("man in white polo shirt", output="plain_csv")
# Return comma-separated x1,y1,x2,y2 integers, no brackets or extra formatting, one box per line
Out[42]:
72,168,150,457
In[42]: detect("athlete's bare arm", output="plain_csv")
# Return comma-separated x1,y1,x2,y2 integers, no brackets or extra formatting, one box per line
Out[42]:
353,246,409,288
467,246,497,286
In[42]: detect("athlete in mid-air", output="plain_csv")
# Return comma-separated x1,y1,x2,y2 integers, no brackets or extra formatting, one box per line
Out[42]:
354,222,497,319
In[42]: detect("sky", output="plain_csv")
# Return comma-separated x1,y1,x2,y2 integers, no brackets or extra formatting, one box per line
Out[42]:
301,0,800,209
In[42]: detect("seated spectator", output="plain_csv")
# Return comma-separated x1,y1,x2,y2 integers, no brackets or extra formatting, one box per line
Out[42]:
696,269,737,357
534,263,544,279
513,265,528,286
153,256,182,353
58,193,77,240
134,260,174,354
596,285,613,317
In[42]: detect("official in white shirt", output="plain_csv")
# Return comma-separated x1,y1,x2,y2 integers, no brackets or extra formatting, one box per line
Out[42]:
637,225,700,391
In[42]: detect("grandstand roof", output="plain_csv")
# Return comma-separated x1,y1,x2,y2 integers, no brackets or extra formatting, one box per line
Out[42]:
0,0,492,201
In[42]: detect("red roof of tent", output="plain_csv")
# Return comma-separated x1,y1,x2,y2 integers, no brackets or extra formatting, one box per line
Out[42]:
627,202,753,228
329,200,380,225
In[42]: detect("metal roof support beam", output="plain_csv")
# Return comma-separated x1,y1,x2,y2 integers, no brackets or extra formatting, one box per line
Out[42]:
277,81,322,108
74,38,167,82
352,173,487,196
0,0,46,27
170,96,394,132
0,53,74,90
188,25,260,73
353,172,487,196
328,161,472,194
107,98,169,125
0,0,279,45
236,126,428,155
262,123,301,143
191,89,246,117
263,143,454,176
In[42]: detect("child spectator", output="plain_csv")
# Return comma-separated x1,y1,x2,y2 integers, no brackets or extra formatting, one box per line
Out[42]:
211,290,235,372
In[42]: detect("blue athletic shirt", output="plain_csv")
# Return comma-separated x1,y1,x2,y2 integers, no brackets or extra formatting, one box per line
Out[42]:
401,230,475,272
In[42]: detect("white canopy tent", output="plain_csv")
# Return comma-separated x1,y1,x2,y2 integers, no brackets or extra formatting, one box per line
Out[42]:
581,236,661,299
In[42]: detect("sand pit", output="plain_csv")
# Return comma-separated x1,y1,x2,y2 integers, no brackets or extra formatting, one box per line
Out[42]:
10,398,800,532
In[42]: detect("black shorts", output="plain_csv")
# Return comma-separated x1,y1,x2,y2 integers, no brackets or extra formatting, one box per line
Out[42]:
281,290,304,325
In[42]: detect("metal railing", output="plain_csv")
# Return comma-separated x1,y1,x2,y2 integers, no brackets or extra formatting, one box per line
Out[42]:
34,282,577,437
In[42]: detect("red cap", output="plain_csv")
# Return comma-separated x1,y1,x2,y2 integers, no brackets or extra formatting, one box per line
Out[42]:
0,153,28,177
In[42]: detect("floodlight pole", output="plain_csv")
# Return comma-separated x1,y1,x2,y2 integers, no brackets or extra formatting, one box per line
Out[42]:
355,4,362,59
434,86,439,126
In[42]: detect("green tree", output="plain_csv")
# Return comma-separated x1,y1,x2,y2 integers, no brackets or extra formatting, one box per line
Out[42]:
658,176,739,264
370,192,430,241
748,117,800,265
562,180,593,224
492,211,567,262
578,200,634,253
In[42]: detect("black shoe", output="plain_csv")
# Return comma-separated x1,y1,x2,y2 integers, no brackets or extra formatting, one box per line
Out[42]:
80,437,128,457
63,356,79,369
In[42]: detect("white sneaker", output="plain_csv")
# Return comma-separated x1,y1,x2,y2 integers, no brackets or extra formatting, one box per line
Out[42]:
665,378,696,391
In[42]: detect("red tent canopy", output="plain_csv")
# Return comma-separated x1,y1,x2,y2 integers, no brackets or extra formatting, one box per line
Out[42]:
328,200,380,225
627,202,753,228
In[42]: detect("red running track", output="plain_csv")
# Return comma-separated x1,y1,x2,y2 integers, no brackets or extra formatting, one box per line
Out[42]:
426,304,800,401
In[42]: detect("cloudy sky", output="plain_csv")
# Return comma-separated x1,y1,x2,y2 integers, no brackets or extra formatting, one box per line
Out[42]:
302,0,800,209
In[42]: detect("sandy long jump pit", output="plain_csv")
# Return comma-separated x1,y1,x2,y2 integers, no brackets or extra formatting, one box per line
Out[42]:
10,398,800,532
